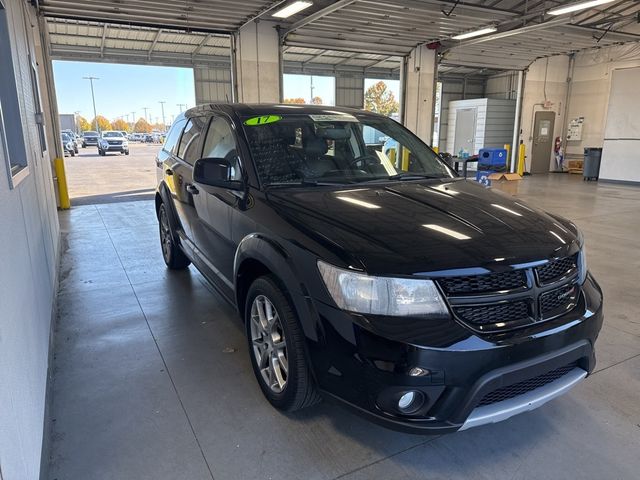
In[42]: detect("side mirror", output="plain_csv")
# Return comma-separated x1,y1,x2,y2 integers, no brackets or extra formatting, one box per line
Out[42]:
193,157,243,190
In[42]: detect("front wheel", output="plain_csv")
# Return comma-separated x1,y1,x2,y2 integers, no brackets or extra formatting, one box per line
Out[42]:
246,276,321,412
124,150,130,155
158,203,190,269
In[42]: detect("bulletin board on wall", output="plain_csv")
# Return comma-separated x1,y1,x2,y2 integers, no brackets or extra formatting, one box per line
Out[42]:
600,67,640,183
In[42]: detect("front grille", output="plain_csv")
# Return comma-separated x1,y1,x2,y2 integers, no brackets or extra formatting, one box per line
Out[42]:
477,362,578,407
536,254,578,284
454,301,530,326
437,270,527,295
107,140,122,145
540,283,578,317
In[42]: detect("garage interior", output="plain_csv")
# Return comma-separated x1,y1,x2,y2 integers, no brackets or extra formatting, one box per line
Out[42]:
2,1,640,479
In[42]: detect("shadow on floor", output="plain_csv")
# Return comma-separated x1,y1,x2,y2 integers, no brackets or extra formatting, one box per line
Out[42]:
71,188,155,206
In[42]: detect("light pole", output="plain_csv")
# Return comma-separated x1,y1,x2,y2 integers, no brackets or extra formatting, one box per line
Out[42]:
83,76,99,131
159,101,166,130
142,107,150,123
177,103,187,113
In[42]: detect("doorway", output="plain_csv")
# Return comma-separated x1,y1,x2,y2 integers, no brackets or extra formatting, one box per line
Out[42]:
454,107,476,155
530,111,555,174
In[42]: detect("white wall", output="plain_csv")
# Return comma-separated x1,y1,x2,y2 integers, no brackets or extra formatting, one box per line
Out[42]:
565,43,640,159
438,77,485,151
0,1,60,479
519,55,570,172
446,98,515,155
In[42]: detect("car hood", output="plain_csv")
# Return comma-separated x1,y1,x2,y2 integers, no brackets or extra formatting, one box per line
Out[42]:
266,179,580,276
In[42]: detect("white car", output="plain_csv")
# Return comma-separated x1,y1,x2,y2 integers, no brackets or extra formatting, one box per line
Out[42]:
98,131,130,156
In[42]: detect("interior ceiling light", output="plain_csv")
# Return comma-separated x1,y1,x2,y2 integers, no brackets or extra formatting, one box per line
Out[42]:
272,1,313,18
548,0,616,16
452,27,498,40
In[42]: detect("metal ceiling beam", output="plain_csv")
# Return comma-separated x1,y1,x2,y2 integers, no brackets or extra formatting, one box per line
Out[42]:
447,16,571,49
238,0,287,30
192,33,212,56
148,28,162,59
100,24,107,58
282,0,357,36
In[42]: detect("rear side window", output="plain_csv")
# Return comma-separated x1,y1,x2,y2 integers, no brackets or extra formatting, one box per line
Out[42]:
163,118,186,154
176,117,207,164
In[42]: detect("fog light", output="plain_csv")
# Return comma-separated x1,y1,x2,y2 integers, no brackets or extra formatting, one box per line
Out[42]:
397,390,425,414
398,391,415,410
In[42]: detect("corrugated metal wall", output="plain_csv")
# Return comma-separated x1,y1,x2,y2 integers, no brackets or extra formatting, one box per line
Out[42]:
446,98,516,154
335,75,364,108
438,77,485,153
194,67,232,104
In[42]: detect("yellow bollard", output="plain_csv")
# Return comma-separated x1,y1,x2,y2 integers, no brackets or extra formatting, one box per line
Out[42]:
503,143,511,169
517,143,526,176
432,146,439,154
402,148,411,171
54,157,71,209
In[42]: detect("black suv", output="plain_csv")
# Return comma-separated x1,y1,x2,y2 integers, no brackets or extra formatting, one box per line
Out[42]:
154,104,603,433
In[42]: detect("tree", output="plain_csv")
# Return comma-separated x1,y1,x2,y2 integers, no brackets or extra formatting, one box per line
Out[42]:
134,118,152,133
311,96,323,105
111,119,129,132
77,115,91,132
284,97,305,104
364,81,399,117
92,115,111,131
152,122,165,132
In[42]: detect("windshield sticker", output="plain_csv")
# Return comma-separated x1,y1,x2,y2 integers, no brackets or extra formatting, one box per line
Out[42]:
309,114,358,123
244,115,282,126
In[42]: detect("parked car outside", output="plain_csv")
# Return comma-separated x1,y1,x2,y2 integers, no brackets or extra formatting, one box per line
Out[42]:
154,104,603,434
61,133,75,157
98,131,129,156
61,129,79,153
82,130,99,148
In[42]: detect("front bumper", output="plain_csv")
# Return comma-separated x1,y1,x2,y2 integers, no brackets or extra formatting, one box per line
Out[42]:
305,273,603,434
83,139,98,145
101,143,128,152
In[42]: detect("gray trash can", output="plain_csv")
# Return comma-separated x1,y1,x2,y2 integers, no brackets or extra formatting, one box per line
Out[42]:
583,147,602,181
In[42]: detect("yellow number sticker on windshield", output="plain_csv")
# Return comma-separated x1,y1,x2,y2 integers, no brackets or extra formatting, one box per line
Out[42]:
244,115,282,126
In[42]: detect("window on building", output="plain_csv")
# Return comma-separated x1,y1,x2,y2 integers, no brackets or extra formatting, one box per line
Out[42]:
0,4,30,188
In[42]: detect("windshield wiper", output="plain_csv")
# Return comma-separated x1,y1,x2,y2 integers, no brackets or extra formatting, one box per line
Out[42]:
266,179,354,188
360,173,444,183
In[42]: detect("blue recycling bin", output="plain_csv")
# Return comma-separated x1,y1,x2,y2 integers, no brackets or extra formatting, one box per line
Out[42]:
478,148,508,171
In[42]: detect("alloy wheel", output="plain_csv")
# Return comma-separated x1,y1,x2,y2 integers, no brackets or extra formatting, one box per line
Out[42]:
159,207,172,262
250,295,288,393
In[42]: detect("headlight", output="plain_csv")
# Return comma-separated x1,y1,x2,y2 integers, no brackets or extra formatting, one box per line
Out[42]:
317,260,449,317
578,246,587,284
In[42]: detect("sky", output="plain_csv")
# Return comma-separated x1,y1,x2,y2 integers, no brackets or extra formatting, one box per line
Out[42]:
52,61,196,124
283,74,335,104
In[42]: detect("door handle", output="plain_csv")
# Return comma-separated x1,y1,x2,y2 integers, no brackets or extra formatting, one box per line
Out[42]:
186,184,199,195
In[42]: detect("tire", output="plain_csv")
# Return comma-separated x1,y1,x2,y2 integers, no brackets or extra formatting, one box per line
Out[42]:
125,150,130,155
246,276,321,412
158,203,191,270
70,150,75,157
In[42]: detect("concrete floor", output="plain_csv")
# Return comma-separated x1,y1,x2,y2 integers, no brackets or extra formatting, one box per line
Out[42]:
50,174,640,480
64,143,158,205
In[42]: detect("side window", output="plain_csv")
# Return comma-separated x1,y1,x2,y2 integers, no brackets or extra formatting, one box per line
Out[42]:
163,118,186,154
176,116,206,165
202,117,241,181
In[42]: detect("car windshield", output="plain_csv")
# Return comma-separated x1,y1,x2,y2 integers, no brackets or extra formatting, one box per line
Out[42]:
103,132,121,138
61,134,70,141
241,112,454,187
84,131,97,136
